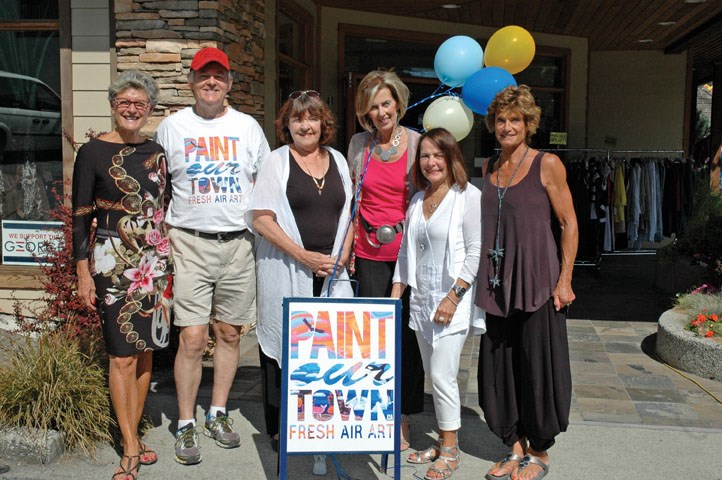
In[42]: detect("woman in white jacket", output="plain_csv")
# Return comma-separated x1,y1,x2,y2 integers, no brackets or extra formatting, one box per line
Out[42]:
391,128,484,480
246,91,353,473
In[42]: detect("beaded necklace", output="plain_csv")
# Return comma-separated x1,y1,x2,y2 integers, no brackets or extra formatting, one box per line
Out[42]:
488,145,530,288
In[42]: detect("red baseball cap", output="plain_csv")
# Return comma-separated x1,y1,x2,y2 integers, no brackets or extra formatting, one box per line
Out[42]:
190,47,230,71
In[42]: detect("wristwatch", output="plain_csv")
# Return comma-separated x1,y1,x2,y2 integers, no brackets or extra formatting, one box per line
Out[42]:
451,284,467,299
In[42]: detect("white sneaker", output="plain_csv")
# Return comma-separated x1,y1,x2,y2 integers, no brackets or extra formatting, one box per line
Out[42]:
313,454,327,476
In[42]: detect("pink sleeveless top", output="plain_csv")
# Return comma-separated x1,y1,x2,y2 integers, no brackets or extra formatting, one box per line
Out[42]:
475,151,560,317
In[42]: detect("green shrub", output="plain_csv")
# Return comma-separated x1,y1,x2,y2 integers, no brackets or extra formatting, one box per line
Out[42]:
660,180,722,287
0,331,114,455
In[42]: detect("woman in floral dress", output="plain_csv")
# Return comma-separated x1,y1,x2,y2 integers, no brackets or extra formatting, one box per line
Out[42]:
72,70,171,480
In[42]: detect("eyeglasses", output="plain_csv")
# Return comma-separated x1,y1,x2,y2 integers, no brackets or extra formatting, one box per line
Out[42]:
288,90,321,100
114,98,150,112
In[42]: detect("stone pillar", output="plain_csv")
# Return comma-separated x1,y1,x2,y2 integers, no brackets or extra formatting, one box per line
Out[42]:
113,0,266,133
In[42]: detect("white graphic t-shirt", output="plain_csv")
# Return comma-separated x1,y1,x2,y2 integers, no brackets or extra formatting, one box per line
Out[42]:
155,107,270,232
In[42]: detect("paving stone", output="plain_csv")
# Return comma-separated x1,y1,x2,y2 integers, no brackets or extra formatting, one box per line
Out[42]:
576,398,642,423
567,331,601,342
571,373,625,387
619,374,677,390
590,320,633,328
635,401,698,419
626,387,686,403
573,384,630,401
598,334,647,343
568,350,612,363
568,341,605,352
604,342,643,353
613,362,669,376
689,404,722,429
570,360,617,375
594,325,638,335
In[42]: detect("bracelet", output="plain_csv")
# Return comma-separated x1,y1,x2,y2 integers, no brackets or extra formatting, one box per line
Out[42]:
445,295,458,306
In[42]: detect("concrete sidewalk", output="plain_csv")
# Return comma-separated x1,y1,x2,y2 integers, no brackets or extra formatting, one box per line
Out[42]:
3,329,722,480
3,254,722,479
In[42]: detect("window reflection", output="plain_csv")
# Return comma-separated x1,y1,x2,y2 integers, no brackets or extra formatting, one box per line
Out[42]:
0,21,61,223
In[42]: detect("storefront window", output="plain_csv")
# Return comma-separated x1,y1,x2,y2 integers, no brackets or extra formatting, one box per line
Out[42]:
0,1,62,224
278,1,313,107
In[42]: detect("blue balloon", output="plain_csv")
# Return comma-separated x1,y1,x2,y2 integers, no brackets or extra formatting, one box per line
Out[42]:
461,67,517,115
434,36,484,88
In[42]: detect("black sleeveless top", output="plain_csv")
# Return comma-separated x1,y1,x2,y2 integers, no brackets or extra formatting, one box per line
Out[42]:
475,151,560,317
286,150,345,255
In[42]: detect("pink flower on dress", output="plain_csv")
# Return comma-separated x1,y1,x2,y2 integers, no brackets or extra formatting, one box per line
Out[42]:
145,228,162,246
153,208,165,224
104,294,118,305
156,238,170,257
123,253,163,293
148,171,159,182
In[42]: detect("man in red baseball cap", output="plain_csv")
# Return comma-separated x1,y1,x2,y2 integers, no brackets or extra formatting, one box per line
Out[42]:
155,46,270,466
190,47,230,71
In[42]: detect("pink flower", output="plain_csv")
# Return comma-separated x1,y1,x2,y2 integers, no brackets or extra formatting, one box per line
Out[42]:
123,253,163,293
153,209,164,224
145,229,162,246
104,294,117,305
156,238,170,257
148,172,159,182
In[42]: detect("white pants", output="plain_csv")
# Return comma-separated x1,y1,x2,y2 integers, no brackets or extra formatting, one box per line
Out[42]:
415,330,468,431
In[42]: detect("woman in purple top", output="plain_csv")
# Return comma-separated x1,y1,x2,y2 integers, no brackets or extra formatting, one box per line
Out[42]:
476,85,578,480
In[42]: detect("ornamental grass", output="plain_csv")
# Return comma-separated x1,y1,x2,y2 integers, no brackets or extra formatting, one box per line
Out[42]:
0,330,114,456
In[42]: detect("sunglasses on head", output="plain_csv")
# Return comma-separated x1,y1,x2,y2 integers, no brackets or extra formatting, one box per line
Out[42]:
288,90,321,100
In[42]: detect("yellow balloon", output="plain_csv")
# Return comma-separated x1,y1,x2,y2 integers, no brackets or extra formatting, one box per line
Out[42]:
484,25,536,75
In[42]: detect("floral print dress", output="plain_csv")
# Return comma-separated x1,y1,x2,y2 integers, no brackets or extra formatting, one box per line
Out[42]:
72,138,172,356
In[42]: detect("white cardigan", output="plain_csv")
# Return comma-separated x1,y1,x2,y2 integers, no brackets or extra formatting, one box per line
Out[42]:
245,145,354,363
393,183,486,345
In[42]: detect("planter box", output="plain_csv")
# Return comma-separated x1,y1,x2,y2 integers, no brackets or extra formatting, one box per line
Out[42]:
656,309,722,381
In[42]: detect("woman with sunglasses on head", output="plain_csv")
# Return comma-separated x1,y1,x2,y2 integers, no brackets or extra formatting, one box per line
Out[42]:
391,128,484,480
247,90,354,473
73,70,172,480
347,70,425,451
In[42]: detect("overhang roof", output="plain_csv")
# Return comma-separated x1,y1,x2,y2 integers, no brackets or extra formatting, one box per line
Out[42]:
319,0,722,80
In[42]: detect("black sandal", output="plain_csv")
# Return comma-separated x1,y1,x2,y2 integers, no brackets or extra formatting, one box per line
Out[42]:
112,454,140,480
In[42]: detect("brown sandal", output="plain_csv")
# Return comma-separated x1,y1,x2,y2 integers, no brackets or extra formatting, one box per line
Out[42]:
138,441,157,466
112,454,140,480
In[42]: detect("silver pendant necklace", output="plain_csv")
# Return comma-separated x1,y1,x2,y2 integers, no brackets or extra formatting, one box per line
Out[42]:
488,146,530,288
374,126,402,161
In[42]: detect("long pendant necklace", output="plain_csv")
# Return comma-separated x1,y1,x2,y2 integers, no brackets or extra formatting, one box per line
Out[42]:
298,151,327,196
488,146,530,288
374,126,402,161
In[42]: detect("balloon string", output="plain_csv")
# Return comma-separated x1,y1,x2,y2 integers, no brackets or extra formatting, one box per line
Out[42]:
406,84,459,113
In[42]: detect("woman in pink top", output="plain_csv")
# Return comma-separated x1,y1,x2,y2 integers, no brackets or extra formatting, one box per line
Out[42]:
347,70,424,451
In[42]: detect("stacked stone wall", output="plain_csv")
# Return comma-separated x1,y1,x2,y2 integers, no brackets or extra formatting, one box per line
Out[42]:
113,0,265,132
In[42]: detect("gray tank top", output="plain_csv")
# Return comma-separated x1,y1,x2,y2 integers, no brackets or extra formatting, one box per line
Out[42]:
475,151,560,317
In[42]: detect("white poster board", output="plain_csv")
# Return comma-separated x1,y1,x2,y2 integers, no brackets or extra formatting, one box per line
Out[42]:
280,297,401,479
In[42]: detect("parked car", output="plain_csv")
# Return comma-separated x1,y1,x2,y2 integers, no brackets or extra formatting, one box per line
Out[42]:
0,70,61,154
